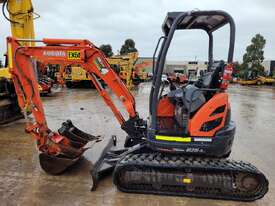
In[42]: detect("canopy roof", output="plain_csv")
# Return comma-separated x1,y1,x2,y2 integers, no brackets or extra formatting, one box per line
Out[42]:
162,11,232,35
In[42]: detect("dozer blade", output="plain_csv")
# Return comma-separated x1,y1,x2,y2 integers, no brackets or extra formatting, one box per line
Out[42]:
113,153,268,201
39,120,102,175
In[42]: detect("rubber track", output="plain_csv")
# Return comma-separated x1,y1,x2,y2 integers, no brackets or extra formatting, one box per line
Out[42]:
113,152,268,201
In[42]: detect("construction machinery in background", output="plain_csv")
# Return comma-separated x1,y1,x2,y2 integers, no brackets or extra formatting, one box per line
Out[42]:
0,54,22,124
132,58,152,83
6,10,268,201
0,0,60,124
63,65,92,88
108,52,139,89
63,52,149,89
238,76,275,85
0,0,36,124
168,72,188,84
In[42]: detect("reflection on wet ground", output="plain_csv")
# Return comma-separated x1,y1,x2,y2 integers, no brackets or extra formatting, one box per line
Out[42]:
0,83,274,206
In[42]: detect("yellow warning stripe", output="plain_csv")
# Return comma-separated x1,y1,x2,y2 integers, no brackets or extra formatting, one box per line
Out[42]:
155,135,191,142
183,178,192,184
8,43,13,68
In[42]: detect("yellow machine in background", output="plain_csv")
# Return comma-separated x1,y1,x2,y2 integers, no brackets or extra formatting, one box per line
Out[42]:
238,76,275,85
0,0,36,124
0,0,35,72
108,52,138,89
0,0,36,44
64,52,139,89
63,66,91,88
0,64,11,79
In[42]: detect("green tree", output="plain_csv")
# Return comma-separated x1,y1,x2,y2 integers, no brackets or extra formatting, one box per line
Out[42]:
241,34,266,79
120,39,138,55
232,62,241,77
0,60,3,68
99,44,113,57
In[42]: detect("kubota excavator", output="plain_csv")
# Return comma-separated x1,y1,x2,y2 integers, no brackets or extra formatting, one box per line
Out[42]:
6,10,268,201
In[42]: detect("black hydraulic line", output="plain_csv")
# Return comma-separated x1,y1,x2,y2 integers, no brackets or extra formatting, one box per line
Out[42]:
2,0,40,24
2,0,19,24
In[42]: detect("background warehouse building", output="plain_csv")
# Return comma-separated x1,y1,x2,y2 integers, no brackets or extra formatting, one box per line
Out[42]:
262,60,275,76
137,58,275,77
136,58,208,77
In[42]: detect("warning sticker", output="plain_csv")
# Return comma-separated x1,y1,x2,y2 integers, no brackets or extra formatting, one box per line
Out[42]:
94,57,109,75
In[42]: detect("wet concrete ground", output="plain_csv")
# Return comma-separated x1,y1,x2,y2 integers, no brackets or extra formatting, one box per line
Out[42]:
0,83,275,206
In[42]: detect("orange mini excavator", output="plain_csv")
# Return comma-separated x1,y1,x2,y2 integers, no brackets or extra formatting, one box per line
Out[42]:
6,10,268,201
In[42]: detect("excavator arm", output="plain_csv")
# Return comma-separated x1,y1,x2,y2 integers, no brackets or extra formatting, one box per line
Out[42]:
7,37,145,172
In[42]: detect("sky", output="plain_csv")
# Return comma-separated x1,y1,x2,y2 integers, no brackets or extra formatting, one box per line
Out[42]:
0,0,275,63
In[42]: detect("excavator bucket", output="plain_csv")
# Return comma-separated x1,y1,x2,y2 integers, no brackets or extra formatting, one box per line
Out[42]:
39,120,102,175
58,120,101,144
39,153,81,175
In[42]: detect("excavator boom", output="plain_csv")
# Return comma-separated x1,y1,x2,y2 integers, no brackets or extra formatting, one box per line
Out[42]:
7,37,145,173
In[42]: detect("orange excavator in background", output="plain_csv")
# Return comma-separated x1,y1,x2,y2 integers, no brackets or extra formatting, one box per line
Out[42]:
168,72,188,84
6,10,268,201
133,60,152,83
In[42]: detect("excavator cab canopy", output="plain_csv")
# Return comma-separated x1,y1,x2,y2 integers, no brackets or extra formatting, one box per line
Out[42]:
161,10,235,63
163,11,232,34
149,10,236,139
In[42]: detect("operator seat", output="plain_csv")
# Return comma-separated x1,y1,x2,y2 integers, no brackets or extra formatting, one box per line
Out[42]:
195,60,225,100
167,61,226,129
182,60,226,112
198,60,225,89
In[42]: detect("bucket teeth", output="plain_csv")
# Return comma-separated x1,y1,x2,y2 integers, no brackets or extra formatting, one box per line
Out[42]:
58,120,102,145
39,120,101,174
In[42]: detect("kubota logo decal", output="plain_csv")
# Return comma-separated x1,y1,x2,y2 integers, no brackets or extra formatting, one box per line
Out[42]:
43,51,66,57
68,51,81,60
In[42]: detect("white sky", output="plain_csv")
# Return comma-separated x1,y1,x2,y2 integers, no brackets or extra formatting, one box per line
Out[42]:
0,0,274,62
